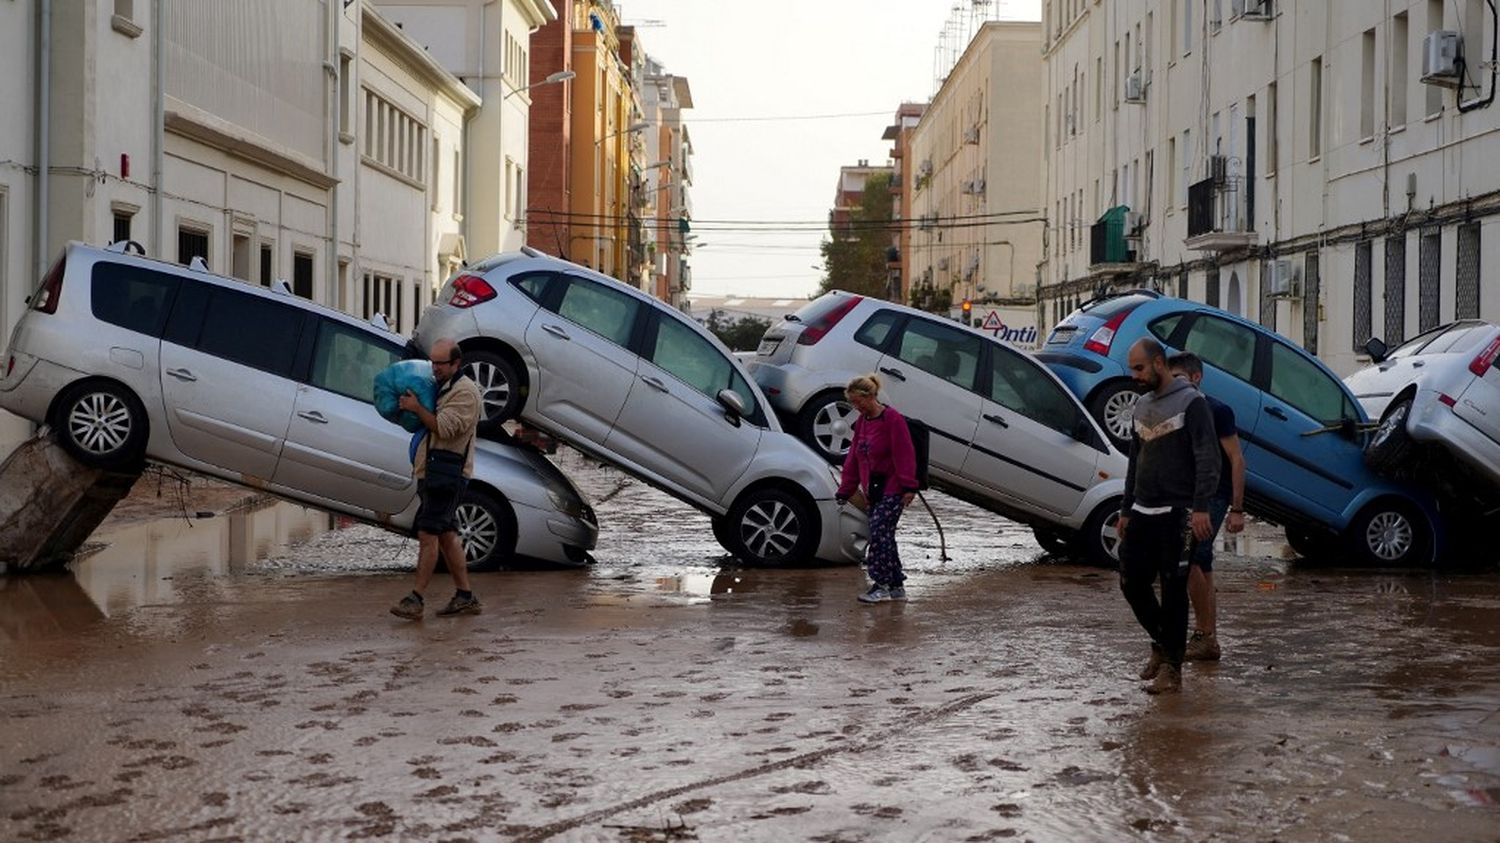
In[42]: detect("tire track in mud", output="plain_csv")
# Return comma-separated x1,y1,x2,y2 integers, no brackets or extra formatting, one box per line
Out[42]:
512,690,997,841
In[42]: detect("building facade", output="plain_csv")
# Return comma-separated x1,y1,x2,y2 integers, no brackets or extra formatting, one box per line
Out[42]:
642,61,695,308
909,21,1045,342
883,102,927,303
1041,0,1500,375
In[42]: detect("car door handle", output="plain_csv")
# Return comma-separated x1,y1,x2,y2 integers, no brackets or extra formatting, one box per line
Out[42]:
641,375,670,392
879,366,906,382
1264,406,1288,421
541,323,571,340
983,413,1009,428
165,368,197,382
297,410,328,424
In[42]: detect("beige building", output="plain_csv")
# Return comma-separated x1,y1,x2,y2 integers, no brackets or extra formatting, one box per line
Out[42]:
1042,0,1500,375
909,21,1045,343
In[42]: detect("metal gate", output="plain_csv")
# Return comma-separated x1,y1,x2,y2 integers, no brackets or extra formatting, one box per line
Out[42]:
1178,268,1189,299
1457,222,1481,319
1260,261,1277,331
1303,252,1320,355
1385,235,1407,346
1206,268,1220,308
1354,240,1372,351
1419,229,1441,332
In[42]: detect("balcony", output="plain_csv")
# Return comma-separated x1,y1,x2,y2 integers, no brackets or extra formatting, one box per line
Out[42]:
1088,206,1143,275
1184,175,1258,252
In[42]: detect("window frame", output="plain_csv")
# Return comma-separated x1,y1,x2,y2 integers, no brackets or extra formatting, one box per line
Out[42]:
90,262,183,339
890,314,985,393
981,341,1096,445
553,274,649,351
639,310,768,428
1263,339,1358,425
307,317,405,404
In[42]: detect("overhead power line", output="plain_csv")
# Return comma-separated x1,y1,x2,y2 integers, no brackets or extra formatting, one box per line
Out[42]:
686,110,892,123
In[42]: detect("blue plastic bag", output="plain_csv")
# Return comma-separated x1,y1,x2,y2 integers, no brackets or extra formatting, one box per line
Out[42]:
373,359,436,433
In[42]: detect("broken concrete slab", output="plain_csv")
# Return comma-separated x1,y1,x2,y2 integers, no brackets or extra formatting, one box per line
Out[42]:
0,433,140,573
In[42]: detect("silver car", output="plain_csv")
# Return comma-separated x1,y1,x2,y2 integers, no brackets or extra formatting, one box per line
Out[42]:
0,242,598,569
1346,320,1500,492
409,249,868,566
747,291,1128,565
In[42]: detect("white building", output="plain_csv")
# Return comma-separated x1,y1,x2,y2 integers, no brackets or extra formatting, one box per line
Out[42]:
909,21,1046,343
1042,0,1500,375
641,57,695,309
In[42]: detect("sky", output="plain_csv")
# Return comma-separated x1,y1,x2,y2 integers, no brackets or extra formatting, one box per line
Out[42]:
613,0,1043,300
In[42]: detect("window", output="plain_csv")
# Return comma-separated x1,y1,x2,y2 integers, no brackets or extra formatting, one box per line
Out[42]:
1303,252,1321,355
854,310,901,351
1095,56,1103,120
361,89,427,182
196,287,304,377
430,138,441,210
1392,13,1409,127
1428,0,1446,115
1310,56,1323,158
556,278,640,346
1419,229,1441,331
504,159,514,221
987,347,1084,437
1354,240,1373,350
338,54,353,138
1167,137,1177,208
1182,315,1258,382
1180,129,1191,207
649,316,736,400
1148,313,1187,343
1388,323,1454,359
453,149,462,218
1361,29,1376,139
1268,343,1353,425
1385,235,1407,345
310,320,401,403
90,263,179,337
178,226,209,267
1422,322,1492,355
1182,0,1193,55
293,251,314,299
259,242,274,287
510,271,556,303
231,234,251,282
112,212,132,245
1266,81,1278,175
893,317,982,390
1457,222,1481,318
514,166,525,223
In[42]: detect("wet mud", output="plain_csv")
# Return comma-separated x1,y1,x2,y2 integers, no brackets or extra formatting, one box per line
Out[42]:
2,451,1498,841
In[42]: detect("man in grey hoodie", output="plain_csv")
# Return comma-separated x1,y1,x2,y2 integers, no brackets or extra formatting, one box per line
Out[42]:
1117,338,1221,694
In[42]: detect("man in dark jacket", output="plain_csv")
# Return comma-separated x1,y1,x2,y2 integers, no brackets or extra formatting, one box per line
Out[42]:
1117,338,1220,694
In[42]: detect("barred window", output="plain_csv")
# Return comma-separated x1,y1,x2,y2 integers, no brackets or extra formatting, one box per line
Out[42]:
1303,252,1320,355
1419,230,1441,332
1457,222,1481,319
1354,240,1372,351
1259,261,1277,331
1206,268,1220,308
1178,268,1188,299
362,89,427,183
1385,235,1407,345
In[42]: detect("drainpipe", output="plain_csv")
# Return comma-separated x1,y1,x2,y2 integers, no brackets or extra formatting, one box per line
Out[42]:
327,0,340,309
1458,0,1499,114
151,0,163,257
33,0,50,280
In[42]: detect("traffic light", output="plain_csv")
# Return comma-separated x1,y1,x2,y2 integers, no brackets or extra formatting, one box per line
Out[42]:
961,299,972,326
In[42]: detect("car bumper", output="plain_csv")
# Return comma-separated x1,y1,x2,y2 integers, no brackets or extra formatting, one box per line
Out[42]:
409,306,480,353
512,499,598,567
1408,389,1500,488
747,361,837,415
0,357,83,423
814,499,868,564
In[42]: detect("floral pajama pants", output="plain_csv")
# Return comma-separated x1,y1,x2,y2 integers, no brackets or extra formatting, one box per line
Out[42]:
865,494,906,587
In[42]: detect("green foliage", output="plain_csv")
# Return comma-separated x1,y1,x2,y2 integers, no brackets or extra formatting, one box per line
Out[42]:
705,309,773,352
818,171,896,299
908,283,952,314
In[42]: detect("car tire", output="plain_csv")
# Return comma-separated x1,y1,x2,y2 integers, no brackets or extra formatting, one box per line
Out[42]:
455,487,517,572
463,349,523,424
1088,381,1141,450
1032,525,1074,557
1077,498,1124,567
721,488,820,566
1285,526,1337,560
797,391,859,464
1365,399,1415,476
54,380,148,470
1344,498,1432,566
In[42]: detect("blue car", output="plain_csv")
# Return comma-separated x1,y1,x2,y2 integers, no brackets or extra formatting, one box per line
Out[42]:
1037,290,1443,566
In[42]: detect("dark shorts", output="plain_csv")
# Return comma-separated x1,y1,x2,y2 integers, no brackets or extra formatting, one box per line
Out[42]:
414,476,468,535
1190,497,1231,571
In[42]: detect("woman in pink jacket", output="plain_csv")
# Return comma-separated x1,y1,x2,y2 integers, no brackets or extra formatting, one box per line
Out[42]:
835,374,919,603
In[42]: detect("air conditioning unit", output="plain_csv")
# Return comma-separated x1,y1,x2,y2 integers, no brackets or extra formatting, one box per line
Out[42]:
1234,0,1273,21
963,126,980,144
1064,113,1076,134
938,257,950,271
961,178,987,195
1267,259,1301,298
1210,155,1228,185
1123,71,1146,104
918,159,934,178
1422,31,1463,88
1124,211,1144,232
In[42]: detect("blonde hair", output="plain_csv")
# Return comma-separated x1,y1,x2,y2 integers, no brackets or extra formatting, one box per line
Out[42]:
845,373,882,398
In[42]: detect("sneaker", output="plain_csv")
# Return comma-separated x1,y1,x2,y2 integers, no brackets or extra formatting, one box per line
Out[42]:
857,585,892,604
1138,645,1164,680
1184,631,1222,662
437,593,482,616
1144,663,1182,695
390,594,424,621
888,586,908,601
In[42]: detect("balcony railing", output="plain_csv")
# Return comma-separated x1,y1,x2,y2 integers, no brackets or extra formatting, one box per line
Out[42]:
1184,176,1258,251
1089,206,1135,267
1187,178,1216,238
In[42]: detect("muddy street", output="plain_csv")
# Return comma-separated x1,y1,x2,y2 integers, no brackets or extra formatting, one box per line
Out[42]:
2,451,1499,842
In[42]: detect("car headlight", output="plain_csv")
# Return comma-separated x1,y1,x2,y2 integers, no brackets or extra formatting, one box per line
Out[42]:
546,487,587,519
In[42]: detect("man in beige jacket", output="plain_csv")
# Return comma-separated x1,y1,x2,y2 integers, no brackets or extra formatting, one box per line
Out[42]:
391,338,484,619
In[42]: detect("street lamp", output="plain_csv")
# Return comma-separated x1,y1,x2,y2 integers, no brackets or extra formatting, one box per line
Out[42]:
596,121,650,145
503,69,575,99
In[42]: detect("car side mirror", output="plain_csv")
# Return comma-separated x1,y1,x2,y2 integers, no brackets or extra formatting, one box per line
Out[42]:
1364,336,1388,363
717,388,746,426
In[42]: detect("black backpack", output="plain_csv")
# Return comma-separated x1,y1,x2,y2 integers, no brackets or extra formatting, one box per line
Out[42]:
905,416,931,492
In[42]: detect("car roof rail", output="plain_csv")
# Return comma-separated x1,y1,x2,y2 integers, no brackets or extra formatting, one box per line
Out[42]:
520,245,547,258
1079,286,1160,309
270,278,295,296
369,312,390,331
104,240,147,256
188,256,210,273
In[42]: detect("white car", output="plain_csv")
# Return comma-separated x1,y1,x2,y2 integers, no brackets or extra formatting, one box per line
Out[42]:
746,291,1128,565
409,249,868,567
1345,320,1500,492
0,241,598,570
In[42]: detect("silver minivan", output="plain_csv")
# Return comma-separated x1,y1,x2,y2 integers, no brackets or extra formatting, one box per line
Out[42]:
410,249,868,566
0,242,598,569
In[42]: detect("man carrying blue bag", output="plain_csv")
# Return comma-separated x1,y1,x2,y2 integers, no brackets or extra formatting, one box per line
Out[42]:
384,338,484,620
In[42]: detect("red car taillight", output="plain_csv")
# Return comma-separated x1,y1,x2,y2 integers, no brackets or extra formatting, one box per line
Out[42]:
1469,335,1500,376
1082,305,1138,356
796,295,863,346
448,274,496,308
30,256,66,314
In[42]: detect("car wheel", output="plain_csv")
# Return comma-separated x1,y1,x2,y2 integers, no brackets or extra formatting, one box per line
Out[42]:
722,488,820,565
1365,399,1414,476
1285,526,1336,560
455,487,517,572
1088,381,1141,450
797,391,859,463
54,380,148,470
1031,525,1074,556
463,349,523,424
1077,498,1124,567
1344,499,1432,566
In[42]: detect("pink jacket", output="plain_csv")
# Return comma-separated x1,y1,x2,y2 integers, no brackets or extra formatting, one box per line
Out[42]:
836,406,919,500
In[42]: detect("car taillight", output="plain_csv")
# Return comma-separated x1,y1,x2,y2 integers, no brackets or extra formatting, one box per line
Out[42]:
30,256,66,314
1438,393,1458,408
1469,335,1500,376
1082,306,1137,356
796,295,863,346
448,274,496,308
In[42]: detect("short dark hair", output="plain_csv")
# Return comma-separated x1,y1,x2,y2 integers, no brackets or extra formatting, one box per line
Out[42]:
1134,337,1167,363
1168,351,1203,377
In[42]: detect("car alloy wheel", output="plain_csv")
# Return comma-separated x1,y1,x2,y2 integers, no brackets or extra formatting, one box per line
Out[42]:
461,350,522,423
1097,509,1122,562
810,398,858,459
453,488,516,571
68,391,133,457
1364,509,1414,563
1101,390,1139,444
55,380,148,469
723,488,819,565
741,499,801,560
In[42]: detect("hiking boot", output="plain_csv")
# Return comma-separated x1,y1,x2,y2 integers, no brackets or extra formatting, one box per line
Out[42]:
390,593,424,621
1144,663,1182,694
857,584,892,604
888,586,908,601
1184,631,1221,662
437,593,482,617
1139,645,1164,680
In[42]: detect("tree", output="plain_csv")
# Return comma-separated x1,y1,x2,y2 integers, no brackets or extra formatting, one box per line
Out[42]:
705,309,772,352
818,171,895,299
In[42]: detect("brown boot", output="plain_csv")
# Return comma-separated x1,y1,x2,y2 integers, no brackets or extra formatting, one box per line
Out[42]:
1139,645,1164,680
1145,663,1182,694
1184,631,1221,662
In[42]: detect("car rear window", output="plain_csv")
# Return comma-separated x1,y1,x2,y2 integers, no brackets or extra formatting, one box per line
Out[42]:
789,294,856,325
91,262,181,338
196,287,305,377
1420,322,1491,356
1077,293,1154,320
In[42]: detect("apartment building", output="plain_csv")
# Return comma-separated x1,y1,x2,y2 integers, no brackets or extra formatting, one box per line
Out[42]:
1042,0,1500,375
883,102,927,303
641,58,695,309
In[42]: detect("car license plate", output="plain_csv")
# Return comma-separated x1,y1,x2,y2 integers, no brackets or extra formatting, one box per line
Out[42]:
756,338,781,356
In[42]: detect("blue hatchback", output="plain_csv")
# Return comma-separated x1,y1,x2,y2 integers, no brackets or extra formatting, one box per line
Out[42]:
1038,291,1443,566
